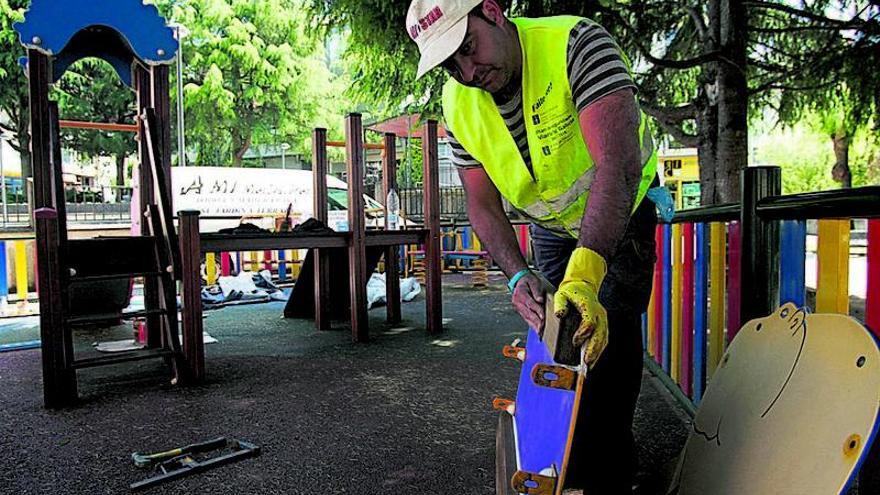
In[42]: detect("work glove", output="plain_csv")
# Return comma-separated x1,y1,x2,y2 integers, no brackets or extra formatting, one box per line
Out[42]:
553,247,608,368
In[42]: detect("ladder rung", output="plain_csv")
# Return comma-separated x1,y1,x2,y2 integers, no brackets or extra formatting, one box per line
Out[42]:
67,309,167,325
70,272,165,282
72,348,174,369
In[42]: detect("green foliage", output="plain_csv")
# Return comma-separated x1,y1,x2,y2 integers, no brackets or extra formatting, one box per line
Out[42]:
754,118,879,194
51,58,138,160
399,137,423,186
159,0,350,166
0,0,29,168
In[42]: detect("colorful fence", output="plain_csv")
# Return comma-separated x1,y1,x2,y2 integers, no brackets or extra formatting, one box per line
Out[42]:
645,168,880,408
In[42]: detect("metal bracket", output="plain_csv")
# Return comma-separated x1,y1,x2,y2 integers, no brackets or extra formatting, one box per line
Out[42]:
493,397,516,415
511,470,556,495
502,345,526,362
531,364,577,391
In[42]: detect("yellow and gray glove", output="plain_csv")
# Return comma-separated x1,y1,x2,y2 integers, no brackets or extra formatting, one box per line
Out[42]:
553,247,608,368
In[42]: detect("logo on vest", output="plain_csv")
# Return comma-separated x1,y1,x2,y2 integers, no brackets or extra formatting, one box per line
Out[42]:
530,82,554,113
408,6,444,40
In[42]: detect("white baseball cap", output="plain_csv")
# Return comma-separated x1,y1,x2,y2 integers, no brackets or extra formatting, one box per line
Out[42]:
406,0,483,79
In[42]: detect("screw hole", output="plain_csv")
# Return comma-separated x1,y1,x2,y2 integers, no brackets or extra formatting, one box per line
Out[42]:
857,356,866,368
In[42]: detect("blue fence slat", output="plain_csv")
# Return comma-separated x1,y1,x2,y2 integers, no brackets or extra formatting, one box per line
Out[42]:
278,250,287,282
0,241,7,298
693,223,708,404
0,340,40,352
780,220,807,307
662,224,672,373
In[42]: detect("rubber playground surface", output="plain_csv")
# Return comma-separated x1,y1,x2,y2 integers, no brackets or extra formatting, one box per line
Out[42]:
1,274,697,494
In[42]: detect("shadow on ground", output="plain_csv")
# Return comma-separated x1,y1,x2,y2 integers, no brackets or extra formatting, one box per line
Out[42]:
0,274,688,494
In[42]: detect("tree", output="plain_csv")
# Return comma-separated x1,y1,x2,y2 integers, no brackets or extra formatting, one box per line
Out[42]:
0,0,31,180
309,0,880,205
52,59,138,200
158,0,346,167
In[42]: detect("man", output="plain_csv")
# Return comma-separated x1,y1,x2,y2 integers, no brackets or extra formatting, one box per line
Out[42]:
406,0,660,492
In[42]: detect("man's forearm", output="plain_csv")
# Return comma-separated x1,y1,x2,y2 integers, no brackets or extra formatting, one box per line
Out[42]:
468,199,528,278
577,90,644,259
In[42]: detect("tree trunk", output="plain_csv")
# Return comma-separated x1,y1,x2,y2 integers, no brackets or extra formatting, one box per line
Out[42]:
715,0,749,204
831,130,852,188
697,89,719,205
115,153,126,201
232,134,251,168
698,0,721,206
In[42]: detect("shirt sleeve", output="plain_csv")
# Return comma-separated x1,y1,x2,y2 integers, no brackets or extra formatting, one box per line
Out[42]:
567,20,637,114
446,127,483,169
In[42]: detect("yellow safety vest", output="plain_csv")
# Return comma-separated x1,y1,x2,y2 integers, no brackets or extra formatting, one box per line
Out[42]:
442,16,657,237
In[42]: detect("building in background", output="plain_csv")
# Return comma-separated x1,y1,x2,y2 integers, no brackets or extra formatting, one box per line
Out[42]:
659,147,700,210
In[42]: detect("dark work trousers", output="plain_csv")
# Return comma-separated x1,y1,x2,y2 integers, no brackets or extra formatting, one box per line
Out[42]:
529,197,657,494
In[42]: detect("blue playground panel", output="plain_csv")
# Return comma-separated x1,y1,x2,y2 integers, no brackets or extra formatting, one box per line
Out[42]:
513,327,577,477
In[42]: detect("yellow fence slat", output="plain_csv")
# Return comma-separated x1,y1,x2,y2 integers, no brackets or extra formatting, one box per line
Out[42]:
14,240,28,301
708,223,727,377
671,223,683,383
816,219,850,314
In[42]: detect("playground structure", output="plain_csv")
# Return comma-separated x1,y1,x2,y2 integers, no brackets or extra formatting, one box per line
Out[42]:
178,114,445,381
13,0,444,408
15,0,187,408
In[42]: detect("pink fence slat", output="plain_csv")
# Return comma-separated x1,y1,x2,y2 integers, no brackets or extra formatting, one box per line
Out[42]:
517,225,529,258
727,221,742,341
682,223,695,397
868,219,880,336
220,252,232,277
653,225,664,364
263,250,273,271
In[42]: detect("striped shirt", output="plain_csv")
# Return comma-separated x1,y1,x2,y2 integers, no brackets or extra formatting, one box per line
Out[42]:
447,19,637,171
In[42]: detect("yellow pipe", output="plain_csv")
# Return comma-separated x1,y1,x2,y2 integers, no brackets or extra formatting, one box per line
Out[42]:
291,249,301,279
250,251,259,272
708,223,726,377
14,240,27,301
473,231,482,252
816,219,850,314
671,223,682,384
206,253,217,285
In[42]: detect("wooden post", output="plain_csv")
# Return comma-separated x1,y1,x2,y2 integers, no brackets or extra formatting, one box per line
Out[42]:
383,133,401,325
345,115,369,342
423,121,442,334
134,63,162,348
150,65,174,208
739,166,781,323
178,210,205,383
312,128,331,331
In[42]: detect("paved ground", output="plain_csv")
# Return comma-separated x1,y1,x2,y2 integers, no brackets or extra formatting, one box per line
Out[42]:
0,274,690,494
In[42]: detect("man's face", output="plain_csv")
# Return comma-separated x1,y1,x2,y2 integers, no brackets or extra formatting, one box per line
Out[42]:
441,13,519,94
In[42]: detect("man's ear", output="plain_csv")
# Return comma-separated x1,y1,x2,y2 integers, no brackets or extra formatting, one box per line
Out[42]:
481,0,503,26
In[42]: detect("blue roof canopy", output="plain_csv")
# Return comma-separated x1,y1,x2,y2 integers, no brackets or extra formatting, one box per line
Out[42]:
14,0,178,87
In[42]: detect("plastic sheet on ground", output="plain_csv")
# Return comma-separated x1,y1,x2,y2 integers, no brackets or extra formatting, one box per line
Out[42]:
366,273,422,309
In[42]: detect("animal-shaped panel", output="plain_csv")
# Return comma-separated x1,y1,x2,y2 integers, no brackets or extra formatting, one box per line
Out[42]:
670,303,880,495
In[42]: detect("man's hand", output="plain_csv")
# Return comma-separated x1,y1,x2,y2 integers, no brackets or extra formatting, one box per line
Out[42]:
511,272,546,330
553,247,608,367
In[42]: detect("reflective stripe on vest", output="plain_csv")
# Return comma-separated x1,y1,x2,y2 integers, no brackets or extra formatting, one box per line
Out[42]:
442,16,657,238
